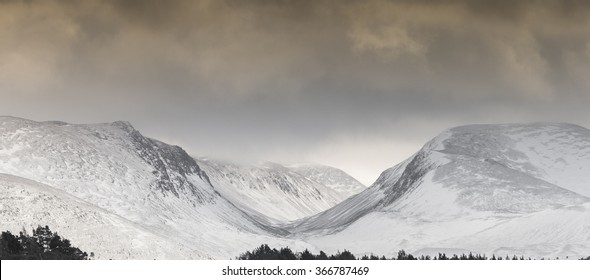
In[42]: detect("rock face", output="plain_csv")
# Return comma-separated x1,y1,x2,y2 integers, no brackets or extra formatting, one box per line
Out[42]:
292,123,590,259
2,117,589,259
0,116,309,259
0,117,214,206
112,120,213,201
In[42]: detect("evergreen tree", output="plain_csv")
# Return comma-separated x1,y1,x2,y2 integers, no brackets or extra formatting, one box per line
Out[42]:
235,244,539,261
33,225,53,251
1,226,88,260
396,250,416,260
330,250,356,260
248,244,276,260
278,247,297,260
317,251,329,260
300,249,315,260
1,231,22,256
237,250,252,260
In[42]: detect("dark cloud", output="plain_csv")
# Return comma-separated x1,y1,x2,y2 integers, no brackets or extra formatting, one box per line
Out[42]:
1,0,590,184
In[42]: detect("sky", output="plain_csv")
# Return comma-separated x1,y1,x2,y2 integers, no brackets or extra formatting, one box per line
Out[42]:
2,0,590,185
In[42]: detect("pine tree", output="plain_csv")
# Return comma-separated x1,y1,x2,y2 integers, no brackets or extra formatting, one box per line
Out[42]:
33,225,53,251
278,247,297,260
300,249,315,260
1,226,88,260
1,231,22,256
317,251,329,260
234,244,538,261
249,244,276,260
332,250,356,260
397,250,407,260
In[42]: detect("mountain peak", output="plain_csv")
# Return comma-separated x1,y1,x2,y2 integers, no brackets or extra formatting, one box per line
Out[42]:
196,158,348,222
290,164,366,197
110,120,136,133
293,122,590,233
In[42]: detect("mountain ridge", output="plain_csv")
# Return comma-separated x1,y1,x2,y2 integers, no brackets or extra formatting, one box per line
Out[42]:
2,117,589,259
289,164,366,198
0,116,310,258
196,158,349,222
294,122,590,258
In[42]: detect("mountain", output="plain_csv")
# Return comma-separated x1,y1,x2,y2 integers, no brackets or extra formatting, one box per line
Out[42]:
290,164,366,198
0,173,205,259
0,116,309,259
291,123,590,259
2,117,589,259
196,159,347,222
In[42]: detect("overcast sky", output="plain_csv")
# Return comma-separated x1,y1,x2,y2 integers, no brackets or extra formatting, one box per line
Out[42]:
2,0,590,184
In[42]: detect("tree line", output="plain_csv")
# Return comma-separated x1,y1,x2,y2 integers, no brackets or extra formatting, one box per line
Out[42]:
237,244,589,260
0,225,90,260
3,229,588,260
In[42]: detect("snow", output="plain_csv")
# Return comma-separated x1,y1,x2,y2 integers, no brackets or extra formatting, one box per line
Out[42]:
0,116,313,259
434,203,590,259
197,159,347,222
2,117,589,259
289,164,366,197
0,173,205,259
293,122,590,259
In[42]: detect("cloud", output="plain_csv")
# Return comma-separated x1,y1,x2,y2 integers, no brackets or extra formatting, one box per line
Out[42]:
0,0,80,94
2,0,590,183
3,0,590,101
340,0,590,101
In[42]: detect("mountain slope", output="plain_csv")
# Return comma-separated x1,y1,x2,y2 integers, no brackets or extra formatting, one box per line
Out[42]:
293,123,590,258
431,203,590,258
197,159,347,222
0,173,205,259
286,158,412,234
2,118,589,259
290,164,366,198
0,116,307,258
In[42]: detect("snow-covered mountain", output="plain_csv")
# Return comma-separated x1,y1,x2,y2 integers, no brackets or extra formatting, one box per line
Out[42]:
2,117,589,259
196,159,347,222
290,164,366,198
0,116,309,259
0,173,206,259
292,123,590,259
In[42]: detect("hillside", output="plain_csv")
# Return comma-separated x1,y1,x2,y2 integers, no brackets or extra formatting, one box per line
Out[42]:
293,123,590,259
